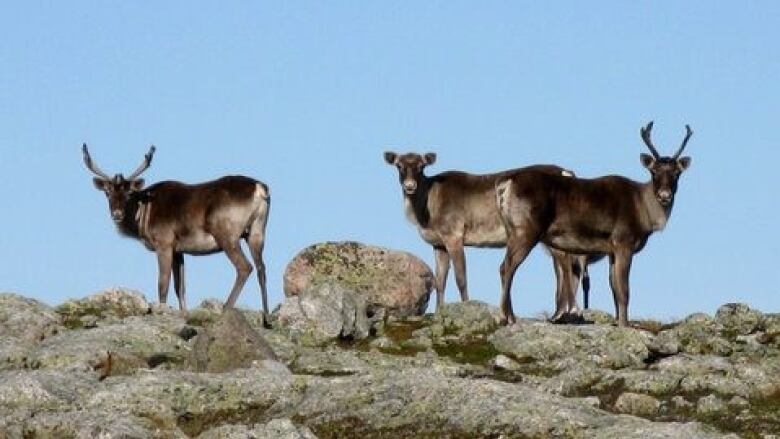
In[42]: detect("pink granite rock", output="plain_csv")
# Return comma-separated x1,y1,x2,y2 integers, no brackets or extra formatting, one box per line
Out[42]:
283,241,433,317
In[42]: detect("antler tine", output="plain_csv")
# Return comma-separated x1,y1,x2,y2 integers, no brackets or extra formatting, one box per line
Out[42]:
639,121,660,159
126,145,156,180
673,125,693,159
82,143,111,179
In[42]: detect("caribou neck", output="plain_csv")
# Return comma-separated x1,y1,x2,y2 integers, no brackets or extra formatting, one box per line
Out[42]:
639,182,673,232
403,177,432,228
116,193,146,239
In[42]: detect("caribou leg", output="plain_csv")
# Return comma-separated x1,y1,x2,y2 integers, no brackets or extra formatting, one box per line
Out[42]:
221,240,254,309
608,249,632,327
498,233,537,326
247,222,270,328
433,246,451,313
155,247,174,307
172,252,187,311
549,248,573,323
443,236,469,302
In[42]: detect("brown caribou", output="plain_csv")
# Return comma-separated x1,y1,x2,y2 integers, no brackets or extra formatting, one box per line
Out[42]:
495,122,692,326
82,145,271,321
384,151,587,320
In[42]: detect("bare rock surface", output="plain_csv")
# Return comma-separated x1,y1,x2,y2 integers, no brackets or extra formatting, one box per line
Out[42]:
283,241,433,317
276,282,372,346
189,307,279,372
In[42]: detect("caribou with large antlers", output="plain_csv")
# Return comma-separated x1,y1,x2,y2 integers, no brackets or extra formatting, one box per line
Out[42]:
384,152,588,319
495,122,693,326
82,145,271,320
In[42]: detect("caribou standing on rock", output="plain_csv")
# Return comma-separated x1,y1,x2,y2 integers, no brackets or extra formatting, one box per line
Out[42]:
384,151,587,320
495,122,693,327
82,145,271,322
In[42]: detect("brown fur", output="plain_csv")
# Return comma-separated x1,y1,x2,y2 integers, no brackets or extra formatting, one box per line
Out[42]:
83,145,271,321
496,122,692,326
385,151,584,318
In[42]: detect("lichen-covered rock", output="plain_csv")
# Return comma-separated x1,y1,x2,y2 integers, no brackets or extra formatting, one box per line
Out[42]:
0,293,62,343
655,313,733,356
56,288,151,329
25,314,189,371
86,368,297,438
434,300,498,336
613,392,661,417
697,394,727,417
283,241,433,317
189,308,279,373
715,303,763,338
276,282,371,345
488,319,650,373
197,419,317,439
9,409,185,439
295,367,731,439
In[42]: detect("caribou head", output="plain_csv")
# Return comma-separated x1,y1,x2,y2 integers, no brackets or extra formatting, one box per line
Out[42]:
383,151,437,195
639,121,693,207
82,144,156,223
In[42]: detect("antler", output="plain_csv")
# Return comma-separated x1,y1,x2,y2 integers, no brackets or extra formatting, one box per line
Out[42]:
82,143,111,179
639,121,660,159
673,125,693,159
126,145,156,180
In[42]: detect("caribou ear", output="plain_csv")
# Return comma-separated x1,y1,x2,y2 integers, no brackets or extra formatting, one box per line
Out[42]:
383,151,398,165
129,179,145,192
640,153,655,170
93,178,108,191
423,152,437,166
677,156,692,172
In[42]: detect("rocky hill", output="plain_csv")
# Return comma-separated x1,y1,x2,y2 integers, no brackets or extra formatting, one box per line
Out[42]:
2,287,779,438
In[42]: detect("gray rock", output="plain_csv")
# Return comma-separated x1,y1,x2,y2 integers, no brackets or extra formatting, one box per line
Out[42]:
7,409,185,439
294,367,732,438
25,314,189,371
715,303,763,337
189,308,278,373
656,313,733,356
489,320,650,373
197,419,317,439
619,370,683,396
56,288,151,328
86,368,297,438
697,394,727,417
0,293,62,343
276,282,371,345
283,241,433,317
435,300,498,336
613,392,661,417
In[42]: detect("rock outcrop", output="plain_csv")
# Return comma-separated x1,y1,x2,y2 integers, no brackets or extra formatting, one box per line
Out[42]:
3,288,777,438
283,242,433,317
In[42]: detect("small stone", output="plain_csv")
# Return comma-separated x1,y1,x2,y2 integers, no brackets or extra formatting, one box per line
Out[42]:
490,354,521,371
613,392,661,417
696,394,726,416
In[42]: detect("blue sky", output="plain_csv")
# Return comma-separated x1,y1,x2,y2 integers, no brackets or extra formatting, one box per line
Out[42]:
1,2,778,320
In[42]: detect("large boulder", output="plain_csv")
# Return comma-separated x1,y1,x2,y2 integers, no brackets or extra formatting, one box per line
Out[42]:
189,308,279,373
276,282,372,346
283,241,433,317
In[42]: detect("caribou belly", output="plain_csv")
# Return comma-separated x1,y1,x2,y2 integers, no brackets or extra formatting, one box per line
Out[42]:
176,232,220,255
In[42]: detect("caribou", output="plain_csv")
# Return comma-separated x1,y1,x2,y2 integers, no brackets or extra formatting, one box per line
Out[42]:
82,145,271,321
495,122,692,326
384,151,587,320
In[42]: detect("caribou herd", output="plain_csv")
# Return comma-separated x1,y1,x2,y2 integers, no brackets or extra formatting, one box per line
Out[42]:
84,121,692,327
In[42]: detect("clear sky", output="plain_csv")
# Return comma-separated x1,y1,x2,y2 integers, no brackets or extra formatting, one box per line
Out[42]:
1,2,778,320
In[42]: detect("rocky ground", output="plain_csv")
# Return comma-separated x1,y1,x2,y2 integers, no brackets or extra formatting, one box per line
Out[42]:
2,288,779,438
